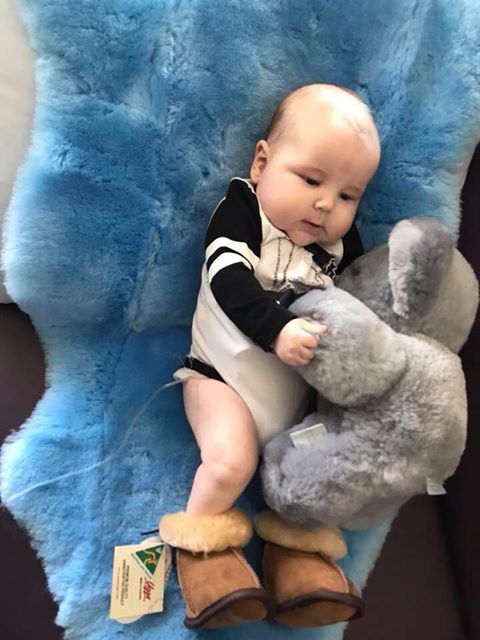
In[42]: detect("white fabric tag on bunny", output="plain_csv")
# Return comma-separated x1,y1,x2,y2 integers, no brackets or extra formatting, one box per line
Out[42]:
290,423,327,447
426,478,447,496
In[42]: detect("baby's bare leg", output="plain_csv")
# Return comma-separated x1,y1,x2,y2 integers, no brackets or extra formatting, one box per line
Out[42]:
183,377,259,515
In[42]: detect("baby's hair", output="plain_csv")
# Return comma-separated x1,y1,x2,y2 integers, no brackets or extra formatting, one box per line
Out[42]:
265,83,379,150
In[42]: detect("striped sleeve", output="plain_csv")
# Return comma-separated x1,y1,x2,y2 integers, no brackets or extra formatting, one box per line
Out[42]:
205,179,296,351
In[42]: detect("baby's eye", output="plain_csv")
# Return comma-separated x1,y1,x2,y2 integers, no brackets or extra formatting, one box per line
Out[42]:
340,193,354,201
302,176,320,186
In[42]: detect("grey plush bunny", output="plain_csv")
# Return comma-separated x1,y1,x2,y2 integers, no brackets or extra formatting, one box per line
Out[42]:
260,217,479,531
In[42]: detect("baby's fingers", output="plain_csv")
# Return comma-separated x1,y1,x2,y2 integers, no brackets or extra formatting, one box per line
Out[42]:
301,332,319,348
297,345,316,363
300,319,327,335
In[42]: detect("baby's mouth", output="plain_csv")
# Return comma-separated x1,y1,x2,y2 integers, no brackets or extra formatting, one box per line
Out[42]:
302,220,324,232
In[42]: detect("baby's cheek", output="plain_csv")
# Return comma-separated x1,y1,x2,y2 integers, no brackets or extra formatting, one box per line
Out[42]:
334,209,357,239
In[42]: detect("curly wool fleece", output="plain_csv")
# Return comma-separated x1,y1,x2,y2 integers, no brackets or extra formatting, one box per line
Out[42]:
2,1,480,639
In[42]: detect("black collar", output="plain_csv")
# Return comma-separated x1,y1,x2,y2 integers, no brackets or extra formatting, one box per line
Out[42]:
304,242,335,267
304,243,338,279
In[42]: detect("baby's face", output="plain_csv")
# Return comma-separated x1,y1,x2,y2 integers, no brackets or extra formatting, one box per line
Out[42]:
250,105,380,247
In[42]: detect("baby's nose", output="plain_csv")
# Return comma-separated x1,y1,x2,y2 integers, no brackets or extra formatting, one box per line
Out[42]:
314,194,334,212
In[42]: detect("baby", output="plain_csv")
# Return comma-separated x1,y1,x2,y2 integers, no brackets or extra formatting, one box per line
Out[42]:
161,83,381,630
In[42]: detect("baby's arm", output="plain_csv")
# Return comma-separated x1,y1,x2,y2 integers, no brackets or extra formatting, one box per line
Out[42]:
206,179,295,350
206,179,325,362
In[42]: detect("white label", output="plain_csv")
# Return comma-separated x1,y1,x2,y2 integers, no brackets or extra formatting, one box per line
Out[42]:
426,478,447,496
109,536,171,623
290,422,327,447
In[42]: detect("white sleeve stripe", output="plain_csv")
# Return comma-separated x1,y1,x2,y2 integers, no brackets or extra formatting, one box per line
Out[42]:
207,253,252,282
206,237,259,269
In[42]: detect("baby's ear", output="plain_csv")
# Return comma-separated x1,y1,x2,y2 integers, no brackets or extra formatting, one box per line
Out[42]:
388,217,454,321
249,140,270,184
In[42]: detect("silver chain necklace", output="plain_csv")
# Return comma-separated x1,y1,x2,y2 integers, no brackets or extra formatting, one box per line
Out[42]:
272,237,295,291
272,235,336,292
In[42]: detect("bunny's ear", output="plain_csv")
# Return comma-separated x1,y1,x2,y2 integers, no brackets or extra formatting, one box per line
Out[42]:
388,217,454,321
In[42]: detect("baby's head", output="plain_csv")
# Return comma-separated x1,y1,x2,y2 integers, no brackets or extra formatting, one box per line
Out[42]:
250,84,381,247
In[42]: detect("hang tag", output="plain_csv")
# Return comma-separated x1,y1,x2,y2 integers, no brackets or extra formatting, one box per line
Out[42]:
426,478,447,496
290,422,327,447
109,536,171,623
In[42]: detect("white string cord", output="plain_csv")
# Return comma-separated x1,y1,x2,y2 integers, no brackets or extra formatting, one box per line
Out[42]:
2,378,182,507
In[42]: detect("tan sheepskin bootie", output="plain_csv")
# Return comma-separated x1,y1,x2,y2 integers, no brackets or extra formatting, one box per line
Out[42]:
159,508,272,629
255,510,365,628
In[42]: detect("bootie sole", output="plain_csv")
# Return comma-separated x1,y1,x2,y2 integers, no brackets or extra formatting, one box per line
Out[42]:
184,587,271,629
272,579,365,627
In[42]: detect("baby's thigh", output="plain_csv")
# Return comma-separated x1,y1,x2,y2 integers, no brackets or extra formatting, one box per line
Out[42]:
183,377,259,470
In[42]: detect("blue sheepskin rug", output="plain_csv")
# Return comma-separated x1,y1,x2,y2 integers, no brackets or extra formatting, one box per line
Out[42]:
2,1,480,639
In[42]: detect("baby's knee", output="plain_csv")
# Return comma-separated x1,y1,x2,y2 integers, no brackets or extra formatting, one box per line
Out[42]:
204,446,259,487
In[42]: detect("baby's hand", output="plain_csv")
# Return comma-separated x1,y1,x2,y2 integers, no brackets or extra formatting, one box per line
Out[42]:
271,318,327,366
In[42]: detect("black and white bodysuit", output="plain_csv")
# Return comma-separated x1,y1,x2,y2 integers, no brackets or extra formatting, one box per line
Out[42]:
174,177,362,446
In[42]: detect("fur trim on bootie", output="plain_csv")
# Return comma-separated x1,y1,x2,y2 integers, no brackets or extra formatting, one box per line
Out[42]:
254,510,347,559
159,508,253,553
